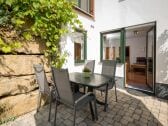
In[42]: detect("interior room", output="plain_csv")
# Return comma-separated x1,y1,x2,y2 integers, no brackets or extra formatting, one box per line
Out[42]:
125,23,155,92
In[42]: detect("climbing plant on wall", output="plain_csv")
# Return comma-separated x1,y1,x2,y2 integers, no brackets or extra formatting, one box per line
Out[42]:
0,0,82,68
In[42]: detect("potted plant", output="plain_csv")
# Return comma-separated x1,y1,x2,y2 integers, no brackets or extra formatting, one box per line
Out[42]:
82,67,91,77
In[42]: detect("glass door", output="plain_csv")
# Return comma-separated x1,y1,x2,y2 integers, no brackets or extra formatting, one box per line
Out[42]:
146,27,155,92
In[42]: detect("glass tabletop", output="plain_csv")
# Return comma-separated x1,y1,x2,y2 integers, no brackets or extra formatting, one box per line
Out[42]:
69,72,111,88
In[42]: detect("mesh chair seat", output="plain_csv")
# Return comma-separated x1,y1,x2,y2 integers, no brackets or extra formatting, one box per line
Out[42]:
81,60,95,93
95,60,117,111
84,60,95,73
33,64,57,122
97,80,115,91
34,65,50,94
51,67,98,126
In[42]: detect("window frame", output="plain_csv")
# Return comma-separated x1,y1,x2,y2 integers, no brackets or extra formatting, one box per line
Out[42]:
74,29,87,64
100,29,125,63
74,0,94,18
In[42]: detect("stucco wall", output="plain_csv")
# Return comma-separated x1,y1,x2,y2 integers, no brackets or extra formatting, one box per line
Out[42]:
65,0,168,81
63,0,168,98
94,0,168,84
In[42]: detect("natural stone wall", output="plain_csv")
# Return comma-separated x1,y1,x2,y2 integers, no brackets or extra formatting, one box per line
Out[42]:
16,41,46,54
0,55,50,76
0,73,51,98
0,90,47,120
0,41,50,121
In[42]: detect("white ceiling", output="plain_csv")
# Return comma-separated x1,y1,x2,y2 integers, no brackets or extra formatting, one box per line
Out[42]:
126,24,154,38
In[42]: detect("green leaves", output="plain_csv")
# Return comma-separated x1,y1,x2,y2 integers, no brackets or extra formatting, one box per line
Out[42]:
11,18,25,27
0,38,21,53
23,32,32,40
2,46,11,53
46,41,51,47
5,0,14,6
0,0,82,68
0,38,4,45
13,5,19,11
33,2,40,9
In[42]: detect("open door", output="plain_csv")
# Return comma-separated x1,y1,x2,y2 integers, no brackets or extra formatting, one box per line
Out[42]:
125,22,156,93
146,27,155,91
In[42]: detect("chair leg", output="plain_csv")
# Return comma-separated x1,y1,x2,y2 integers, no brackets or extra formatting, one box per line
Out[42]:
37,92,42,113
104,84,109,112
73,107,76,126
93,97,98,120
48,92,52,122
89,102,95,121
54,99,58,126
83,86,86,93
114,83,117,102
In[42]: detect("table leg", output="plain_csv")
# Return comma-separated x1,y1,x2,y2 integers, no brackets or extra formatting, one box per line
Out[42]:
88,85,109,112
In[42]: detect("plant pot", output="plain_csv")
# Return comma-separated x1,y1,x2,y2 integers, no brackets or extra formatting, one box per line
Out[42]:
83,72,91,78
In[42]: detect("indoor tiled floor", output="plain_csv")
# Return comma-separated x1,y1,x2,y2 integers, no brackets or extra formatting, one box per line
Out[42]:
2,89,168,126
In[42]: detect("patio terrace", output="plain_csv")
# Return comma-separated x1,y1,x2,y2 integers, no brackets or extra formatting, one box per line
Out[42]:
1,89,168,126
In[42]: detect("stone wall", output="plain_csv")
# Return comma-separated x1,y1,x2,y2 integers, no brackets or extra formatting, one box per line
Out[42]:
0,41,50,121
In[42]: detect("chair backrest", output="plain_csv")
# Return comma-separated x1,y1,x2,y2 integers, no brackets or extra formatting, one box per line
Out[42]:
102,60,116,78
33,64,50,94
51,67,74,106
84,60,95,73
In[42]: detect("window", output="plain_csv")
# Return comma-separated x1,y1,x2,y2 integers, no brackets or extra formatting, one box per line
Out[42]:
100,30,125,63
75,0,94,16
73,30,87,63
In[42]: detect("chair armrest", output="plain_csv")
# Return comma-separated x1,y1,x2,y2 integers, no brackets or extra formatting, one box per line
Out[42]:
75,92,95,104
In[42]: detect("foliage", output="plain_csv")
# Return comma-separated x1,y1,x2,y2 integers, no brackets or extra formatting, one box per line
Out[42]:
0,37,21,53
82,67,91,72
0,0,82,68
0,116,16,125
0,103,16,125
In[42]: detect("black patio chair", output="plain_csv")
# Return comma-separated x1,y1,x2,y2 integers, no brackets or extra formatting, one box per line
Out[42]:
51,67,98,126
96,60,117,108
33,64,56,121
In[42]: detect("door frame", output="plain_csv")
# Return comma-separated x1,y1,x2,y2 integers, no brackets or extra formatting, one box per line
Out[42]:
100,21,156,94
124,22,156,94
125,46,130,87
146,26,156,92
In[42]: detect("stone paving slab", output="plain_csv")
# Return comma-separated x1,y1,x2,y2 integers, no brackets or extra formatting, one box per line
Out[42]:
1,89,168,126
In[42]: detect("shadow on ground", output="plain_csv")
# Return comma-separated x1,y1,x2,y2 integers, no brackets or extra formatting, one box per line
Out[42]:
33,89,165,126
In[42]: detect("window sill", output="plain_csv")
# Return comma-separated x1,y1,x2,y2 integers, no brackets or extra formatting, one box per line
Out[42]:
74,6,94,20
75,60,85,64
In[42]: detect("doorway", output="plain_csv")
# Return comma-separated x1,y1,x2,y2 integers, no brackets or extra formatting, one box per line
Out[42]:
125,22,156,93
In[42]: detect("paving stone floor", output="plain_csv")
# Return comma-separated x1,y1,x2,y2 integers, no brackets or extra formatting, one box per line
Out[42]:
2,89,168,126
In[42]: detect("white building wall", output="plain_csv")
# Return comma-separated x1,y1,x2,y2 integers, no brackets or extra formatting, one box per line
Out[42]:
64,0,168,84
